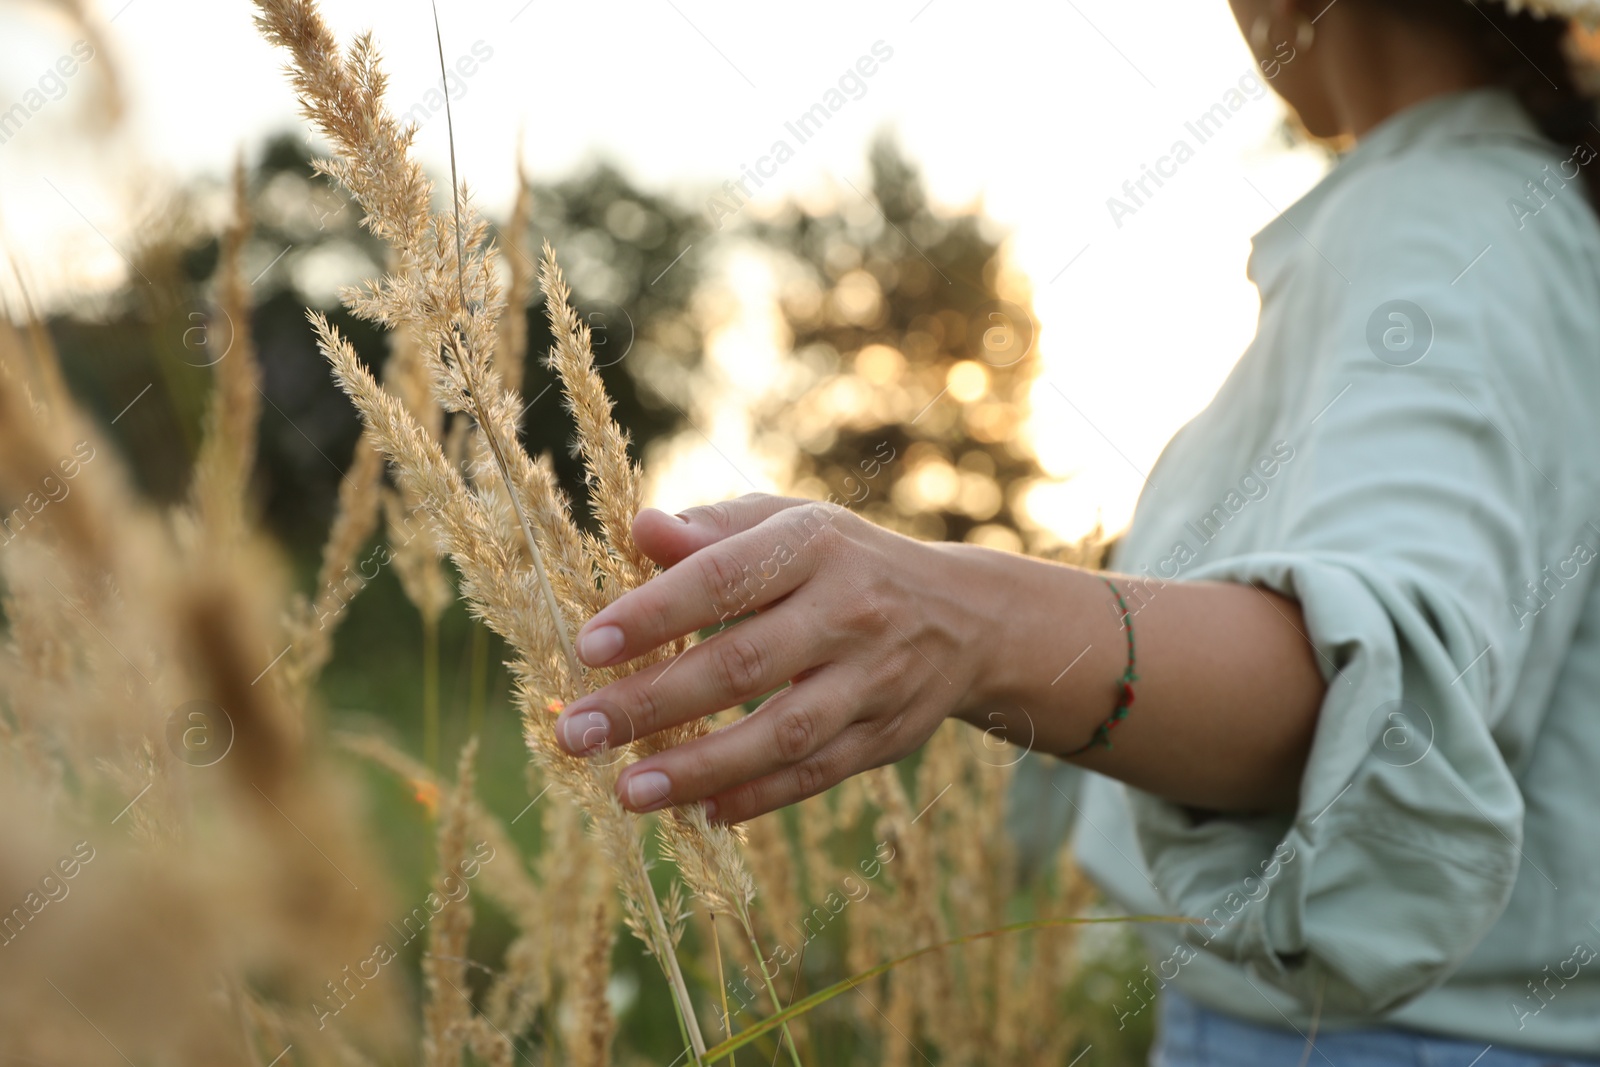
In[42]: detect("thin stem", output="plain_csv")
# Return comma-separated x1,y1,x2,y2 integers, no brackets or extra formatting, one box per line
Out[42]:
468,395,586,690
428,0,585,691
422,614,440,772
710,912,737,1067
645,865,708,1064
431,0,468,319
668,985,696,1067
736,906,804,1067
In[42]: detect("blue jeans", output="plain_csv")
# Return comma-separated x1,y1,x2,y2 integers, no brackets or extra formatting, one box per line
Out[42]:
1153,988,1600,1067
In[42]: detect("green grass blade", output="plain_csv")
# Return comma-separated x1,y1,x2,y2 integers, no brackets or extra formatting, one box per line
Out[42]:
703,913,1193,1063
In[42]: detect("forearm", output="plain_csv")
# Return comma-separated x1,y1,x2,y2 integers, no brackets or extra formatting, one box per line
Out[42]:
945,543,1326,814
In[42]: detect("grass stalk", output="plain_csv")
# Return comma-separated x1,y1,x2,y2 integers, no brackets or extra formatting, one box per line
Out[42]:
735,904,804,1067
710,912,736,1067
668,988,697,1067
422,614,440,771
644,859,707,1065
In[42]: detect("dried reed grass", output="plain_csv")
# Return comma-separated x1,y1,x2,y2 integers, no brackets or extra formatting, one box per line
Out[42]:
0,152,403,1067
0,4,1126,1062
249,1,726,1055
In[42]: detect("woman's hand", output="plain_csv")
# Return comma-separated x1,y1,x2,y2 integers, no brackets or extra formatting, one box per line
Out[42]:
552,494,991,823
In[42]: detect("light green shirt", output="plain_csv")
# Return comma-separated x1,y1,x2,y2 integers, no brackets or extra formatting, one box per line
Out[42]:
1055,88,1600,1053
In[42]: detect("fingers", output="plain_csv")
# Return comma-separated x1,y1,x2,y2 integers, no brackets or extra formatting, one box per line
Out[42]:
631,494,810,569
706,730,879,824
576,501,850,668
554,611,815,755
612,673,857,816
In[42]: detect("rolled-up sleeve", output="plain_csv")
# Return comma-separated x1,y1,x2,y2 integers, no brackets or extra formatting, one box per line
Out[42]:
1123,159,1564,1015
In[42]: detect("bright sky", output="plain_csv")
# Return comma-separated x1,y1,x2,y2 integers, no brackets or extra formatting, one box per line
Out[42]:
0,0,1328,541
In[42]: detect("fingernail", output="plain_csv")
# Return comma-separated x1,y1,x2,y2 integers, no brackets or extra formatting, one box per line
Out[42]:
624,770,672,812
701,797,720,821
578,623,624,665
561,710,609,754
671,511,691,524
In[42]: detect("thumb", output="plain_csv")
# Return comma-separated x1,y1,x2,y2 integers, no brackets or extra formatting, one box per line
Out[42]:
632,493,809,568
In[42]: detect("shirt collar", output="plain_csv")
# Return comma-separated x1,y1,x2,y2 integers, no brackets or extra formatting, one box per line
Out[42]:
1247,87,1547,288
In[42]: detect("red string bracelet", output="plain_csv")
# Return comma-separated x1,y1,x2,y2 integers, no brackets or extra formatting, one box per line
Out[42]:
1066,577,1138,757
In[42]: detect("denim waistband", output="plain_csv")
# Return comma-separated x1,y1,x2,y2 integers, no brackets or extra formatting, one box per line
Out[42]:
1152,987,1600,1067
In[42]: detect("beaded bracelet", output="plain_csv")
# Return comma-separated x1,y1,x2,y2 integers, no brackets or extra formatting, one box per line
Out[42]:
1066,577,1138,757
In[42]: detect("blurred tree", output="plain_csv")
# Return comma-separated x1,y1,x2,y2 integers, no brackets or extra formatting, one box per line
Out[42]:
515,160,708,528
749,134,1071,557
45,137,706,550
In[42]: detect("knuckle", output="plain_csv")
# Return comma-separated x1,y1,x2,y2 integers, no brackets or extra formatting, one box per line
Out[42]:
791,754,829,800
639,590,675,645
676,745,717,792
712,633,769,697
878,647,913,689
689,500,734,533
873,712,917,764
697,549,749,615
813,499,850,524
718,784,762,825
775,704,818,764
840,591,884,636
791,501,846,547
620,680,664,738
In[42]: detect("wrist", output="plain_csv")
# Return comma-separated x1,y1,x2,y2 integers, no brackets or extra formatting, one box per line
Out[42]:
918,540,1007,717
941,542,1127,747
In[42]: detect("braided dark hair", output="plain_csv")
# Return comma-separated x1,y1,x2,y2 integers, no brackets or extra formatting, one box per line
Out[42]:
1356,0,1600,215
